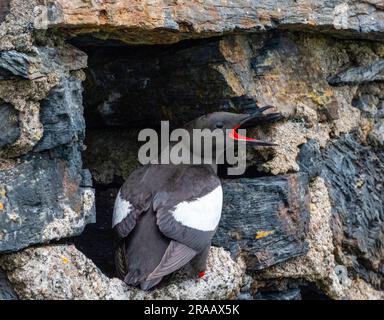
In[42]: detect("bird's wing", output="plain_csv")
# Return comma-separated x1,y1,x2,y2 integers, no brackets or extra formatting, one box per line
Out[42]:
146,240,197,281
113,164,222,284
112,166,153,239
153,165,223,253
145,166,222,282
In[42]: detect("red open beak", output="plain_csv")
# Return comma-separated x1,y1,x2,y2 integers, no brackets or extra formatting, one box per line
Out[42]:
229,106,283,147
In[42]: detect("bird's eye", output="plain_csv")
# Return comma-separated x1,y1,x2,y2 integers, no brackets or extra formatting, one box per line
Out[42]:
215,122,224,129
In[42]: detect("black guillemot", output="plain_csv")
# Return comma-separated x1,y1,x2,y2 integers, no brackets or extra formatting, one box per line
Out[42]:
112,105,282,290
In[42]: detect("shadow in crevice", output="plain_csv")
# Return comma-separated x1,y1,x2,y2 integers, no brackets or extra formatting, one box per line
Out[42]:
74,185,118,278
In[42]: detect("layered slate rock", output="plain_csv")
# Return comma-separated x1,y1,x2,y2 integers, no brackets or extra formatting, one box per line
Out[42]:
298,134,384,290
351,82,384,147
0,148,95,252
213,173,310,270
0,269,17,300
37,0,384,43
0,42,94,253
254,177,384,300
0,103,19,148
0,45,87,81
328,60,384,85
0,44,88,159
0,51,42,80
34,73,86,152
32,45,87,152
0,245,245,300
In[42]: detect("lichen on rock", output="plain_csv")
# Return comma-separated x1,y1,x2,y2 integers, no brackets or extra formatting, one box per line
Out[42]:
255,177,384,300
0,245,245,300
0,0,383,300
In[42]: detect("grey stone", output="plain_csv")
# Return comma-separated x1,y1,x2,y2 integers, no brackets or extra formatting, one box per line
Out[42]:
0,45,87,81
0,244,245,300
0,146,95,253
42,0,384,43
352,93,379,115
298,134,384,290
0,103,20,148
0,269,17,300
328,60,384,85
237,292,253,300
32,46,87,152
0,51,41,80
0,44,92,254
34,74,86,152
255,288,302,300
297,139,324,179
213,173,310,271
36,45,88,74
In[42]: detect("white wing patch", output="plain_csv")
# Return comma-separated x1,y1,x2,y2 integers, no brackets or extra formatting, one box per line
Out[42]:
172,186,223,231
112,190,132,228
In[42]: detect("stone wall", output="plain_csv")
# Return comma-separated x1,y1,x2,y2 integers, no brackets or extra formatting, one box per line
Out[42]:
0,0,383,300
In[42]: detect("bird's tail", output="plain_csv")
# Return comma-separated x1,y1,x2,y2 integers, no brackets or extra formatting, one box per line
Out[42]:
115,240,162,290
115,241,128,280
140,277,163,291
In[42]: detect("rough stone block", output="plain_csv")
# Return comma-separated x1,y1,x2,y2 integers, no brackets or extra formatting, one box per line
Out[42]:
34,74,86,152
0,149,95,253
0,245,245,300
39,0,384,43
0,103,19,149
0,51,41,80
213,173,310,271
298,135,384,289
328,60,384,85
0,45,87,81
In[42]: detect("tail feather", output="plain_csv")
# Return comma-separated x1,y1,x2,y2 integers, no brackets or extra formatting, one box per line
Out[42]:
115,241,128,280
140,277,163,291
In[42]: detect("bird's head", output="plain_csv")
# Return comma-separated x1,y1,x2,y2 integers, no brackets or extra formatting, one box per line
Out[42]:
183,105,283,147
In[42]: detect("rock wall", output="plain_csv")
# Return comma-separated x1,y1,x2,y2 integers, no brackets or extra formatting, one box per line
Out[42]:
35,0,384,43
0,0,383,300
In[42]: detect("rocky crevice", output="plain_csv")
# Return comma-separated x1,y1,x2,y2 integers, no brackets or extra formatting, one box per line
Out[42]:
0,0,383,300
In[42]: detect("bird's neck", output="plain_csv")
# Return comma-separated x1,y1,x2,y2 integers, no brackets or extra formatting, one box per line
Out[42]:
154,140,220,174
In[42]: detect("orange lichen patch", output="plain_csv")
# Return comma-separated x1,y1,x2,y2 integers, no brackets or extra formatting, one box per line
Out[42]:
0,202,4,211
255,230,274,239
62,257,70,264
307,91,330,106
359,118,374,141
